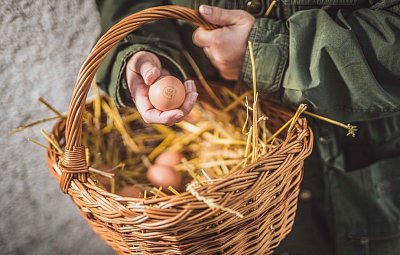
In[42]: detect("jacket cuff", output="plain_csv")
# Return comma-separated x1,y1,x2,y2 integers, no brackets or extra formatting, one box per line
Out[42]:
109,44,188,108
240,18,289,96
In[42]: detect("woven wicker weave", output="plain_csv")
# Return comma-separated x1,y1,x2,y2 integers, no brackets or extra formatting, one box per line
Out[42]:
45,5,313,255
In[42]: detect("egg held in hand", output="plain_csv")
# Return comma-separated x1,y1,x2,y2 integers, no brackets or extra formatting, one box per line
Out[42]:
149,76,185,111
147,164,182,191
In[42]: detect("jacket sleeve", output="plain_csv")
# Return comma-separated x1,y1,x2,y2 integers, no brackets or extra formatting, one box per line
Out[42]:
240,1,400,122
95,0,189,108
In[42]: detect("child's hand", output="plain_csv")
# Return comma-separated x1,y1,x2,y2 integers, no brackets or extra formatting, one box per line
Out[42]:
126,51,198,126
192,5,255,80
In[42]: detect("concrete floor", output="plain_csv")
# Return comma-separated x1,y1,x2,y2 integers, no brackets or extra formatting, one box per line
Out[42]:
0,1,113,254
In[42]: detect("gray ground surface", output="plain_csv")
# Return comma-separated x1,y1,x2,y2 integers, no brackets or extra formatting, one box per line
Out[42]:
0,1,114,254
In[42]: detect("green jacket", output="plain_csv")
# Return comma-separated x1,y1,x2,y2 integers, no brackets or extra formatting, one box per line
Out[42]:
95,1,400,254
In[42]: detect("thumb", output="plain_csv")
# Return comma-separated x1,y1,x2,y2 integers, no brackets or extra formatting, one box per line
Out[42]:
199,5,247,26
127,51,162,85
140,60,161,85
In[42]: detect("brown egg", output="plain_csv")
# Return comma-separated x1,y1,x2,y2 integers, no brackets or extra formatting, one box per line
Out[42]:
155,151,183,167
92,163,113,190
117,185,143,198
149,76,185,111
147,164,182,191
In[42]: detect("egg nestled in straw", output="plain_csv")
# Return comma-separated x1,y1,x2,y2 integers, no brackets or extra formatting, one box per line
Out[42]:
149,76,185,111
92,163,113,191
155,151,183,167
147,165,182,191
117,185,143,198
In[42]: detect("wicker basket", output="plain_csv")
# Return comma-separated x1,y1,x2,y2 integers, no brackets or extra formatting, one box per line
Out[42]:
45,5,313,255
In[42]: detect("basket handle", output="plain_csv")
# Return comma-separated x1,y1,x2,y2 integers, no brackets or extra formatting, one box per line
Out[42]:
59,5,216,193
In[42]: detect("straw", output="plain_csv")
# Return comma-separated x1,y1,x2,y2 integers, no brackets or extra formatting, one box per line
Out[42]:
186,182,244,218
301,110,358,137
12,116,61,133
38,97,64,117
183,50,224,109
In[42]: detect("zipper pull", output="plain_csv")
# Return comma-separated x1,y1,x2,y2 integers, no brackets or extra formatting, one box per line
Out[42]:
360,237,370,255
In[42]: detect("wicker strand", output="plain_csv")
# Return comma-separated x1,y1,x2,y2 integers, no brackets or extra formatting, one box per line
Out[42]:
60,145,88,192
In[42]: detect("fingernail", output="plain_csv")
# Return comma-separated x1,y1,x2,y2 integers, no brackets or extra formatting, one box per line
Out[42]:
176,113,184,118
190,93,198,104
200,5,212,16
188,80,195,91
144,70,153,84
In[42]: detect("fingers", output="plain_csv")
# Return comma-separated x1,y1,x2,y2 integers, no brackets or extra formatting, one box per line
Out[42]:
199,5,250,26
127,51,162,85
140,61,161,85
142,109,185,126
203,47,214,62
130,75,152,110
178,80,198,117
193,27,215,48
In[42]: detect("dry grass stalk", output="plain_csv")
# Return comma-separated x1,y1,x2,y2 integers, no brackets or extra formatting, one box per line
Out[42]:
183,50,224,109
264,0,277,17
27,138,61,156
38,97,64,118
40,129,63,154
168,186,180,196
13,116,61,133
88,167,114,178
186,182,244,218
301,110,358,137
